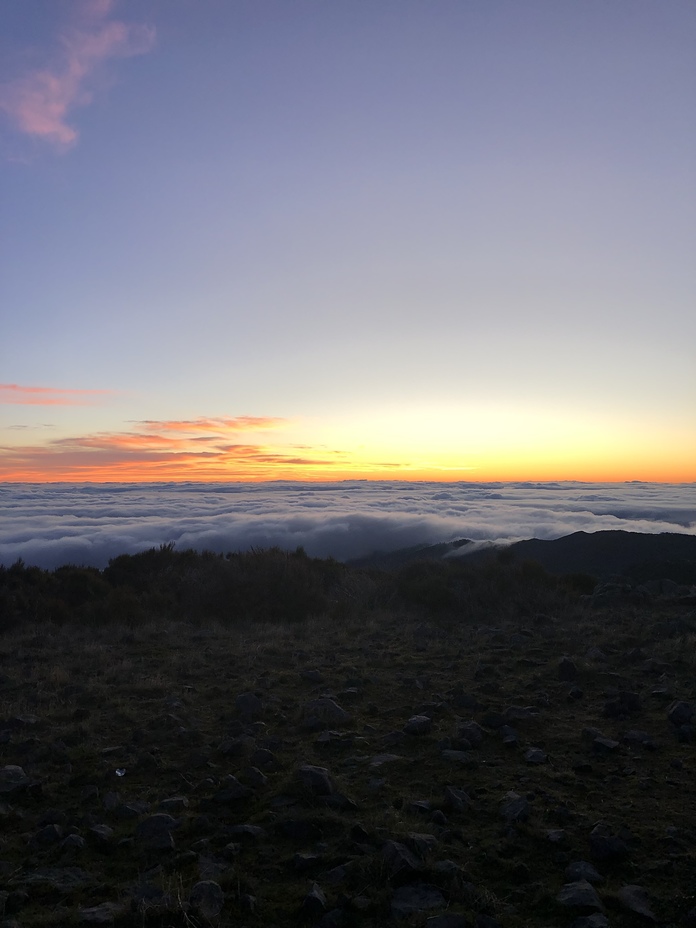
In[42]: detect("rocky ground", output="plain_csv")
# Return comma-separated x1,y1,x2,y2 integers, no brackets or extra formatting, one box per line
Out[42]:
0,593,694,927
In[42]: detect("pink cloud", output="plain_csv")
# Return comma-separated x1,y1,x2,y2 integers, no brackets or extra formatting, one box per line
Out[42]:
0,1,155,149
0,383,114,406
136,417,288,434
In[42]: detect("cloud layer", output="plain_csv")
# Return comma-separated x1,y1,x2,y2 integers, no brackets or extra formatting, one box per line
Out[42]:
0,481,693,570
0,0,155,149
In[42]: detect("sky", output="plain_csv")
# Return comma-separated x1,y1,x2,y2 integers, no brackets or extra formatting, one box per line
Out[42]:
1,0,695,483
1,481,694,569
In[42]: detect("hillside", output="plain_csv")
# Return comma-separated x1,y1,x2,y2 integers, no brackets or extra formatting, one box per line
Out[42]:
0,543,694,926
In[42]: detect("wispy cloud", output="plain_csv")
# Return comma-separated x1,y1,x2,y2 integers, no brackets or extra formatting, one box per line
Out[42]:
135,417,287,434
0,415,355,482
0,383,115,406
0,0,155,150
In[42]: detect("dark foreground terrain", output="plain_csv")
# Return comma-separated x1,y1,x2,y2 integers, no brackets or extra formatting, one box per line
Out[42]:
0,544,695,927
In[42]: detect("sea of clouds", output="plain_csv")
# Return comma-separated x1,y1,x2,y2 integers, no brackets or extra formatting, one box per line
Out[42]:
0,481,694,570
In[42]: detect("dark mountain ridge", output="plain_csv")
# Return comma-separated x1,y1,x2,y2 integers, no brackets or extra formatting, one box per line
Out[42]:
351,530,696,584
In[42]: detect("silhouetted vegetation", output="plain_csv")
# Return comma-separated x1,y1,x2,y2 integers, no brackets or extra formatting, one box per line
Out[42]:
0,543,577,630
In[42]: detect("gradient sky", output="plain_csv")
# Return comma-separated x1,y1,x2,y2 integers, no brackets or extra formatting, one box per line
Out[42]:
1,0,695,483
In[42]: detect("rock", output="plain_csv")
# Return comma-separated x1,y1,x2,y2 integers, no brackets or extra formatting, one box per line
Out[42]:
135,814,178,850
474,917,501,928
444,786,471,812
244,765,268,786
499,724,519,746
61,834,87,853
668,701,694,726
426,916,469,927
276,818,324,842
212,775,252,803
78,902,125,924
622,730,657,750
500,792,530,822
504,705,538,720
557,880,604,911
297,764,334,796
301,883,326,917
316,908,348,927
382,840,422,876
391,884,446,919
159,796,188,813
441,750,478,767
228,823,265,840
30,823,64,849
569,916,610,928
87,824,114,849
565,861,604,884
406,832,438,857
603,691,641,718
404,715,433,735
592,736,620,756
0,766,30,795
189,880,225,918
301,669,324,683
525,747,547,764
615,884,657,921
235,691,262,720
21,867,92,890
559,657,578,680
303,697,350,728
370,753,404,767
458,721,485,746
589,824,629,863
585,646,608,661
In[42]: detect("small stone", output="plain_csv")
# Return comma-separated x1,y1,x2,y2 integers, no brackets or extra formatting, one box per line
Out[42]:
444,786,471,812
500,792,529,822
391,884,446,919
668,700,693,726
159,796,188,813
404,715,433,735
78,902,125,924
235,692,262,719
135,814,178,850
30,824,63,849
592,737,620,755
406,832,438,857
189,880,225,919
441,750,478,767
559,657,578,681
589,824,629,862
297,764,334,796
61,834,87,853
304,697,350,727
212,775,252,803
382,840,422,876
301,883,327,917
0,766,30,795
565,860,603,884
426,916,469,927
557,880,604,911
525,747,547,764
615,884,657,921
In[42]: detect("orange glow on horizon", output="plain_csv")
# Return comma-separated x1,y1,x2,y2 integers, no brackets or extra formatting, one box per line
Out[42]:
2,410,693,484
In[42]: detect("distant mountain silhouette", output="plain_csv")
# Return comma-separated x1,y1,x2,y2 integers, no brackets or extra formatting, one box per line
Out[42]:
350,530,696,584
503,530,696,583
348,538,473,570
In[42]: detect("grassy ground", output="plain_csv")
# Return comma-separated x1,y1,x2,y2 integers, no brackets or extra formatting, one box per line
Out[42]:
0,555,694,926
